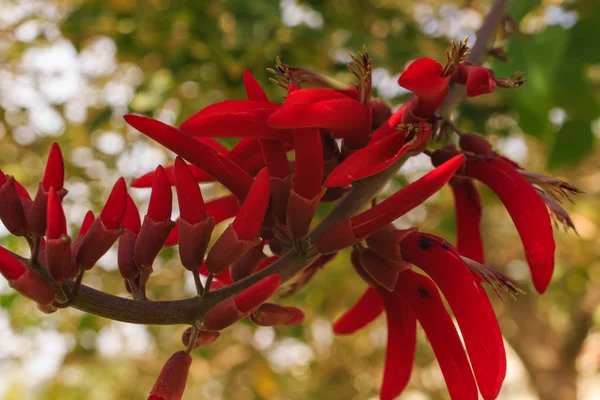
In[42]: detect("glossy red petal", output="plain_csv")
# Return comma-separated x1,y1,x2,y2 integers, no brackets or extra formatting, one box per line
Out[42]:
450,178,484,263
174,157,206,224
46,187,67,239
234,274,281,314
0,246,26,280
281,88,351,105
149,351,192,400
395,270,478,400
397,58,450,99
147,166,172,222
232,168,270,240
122,194,141,234
268,98,370,140
124,114,253,199
99,177,128,229
259,139,290,179
180,100,287,140
243,69,269,101
325,131,410,187
401,232,505,399
464,156,555,293
351,155,464,238
332,287,384,335
465,67,497,97
42,142,64,191
370,102,409,142
131,163,214,188
379,291,417,400
293,128,323,199
78,210,95,238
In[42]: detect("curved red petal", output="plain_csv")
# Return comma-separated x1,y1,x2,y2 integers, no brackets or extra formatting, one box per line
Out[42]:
234,274,281,314
370,102,409,142
0,245,27,280
99,177,127,229
122,195,141,234
46,187,67,239
259,139,290,179
465,157,555,293
332,287,384,335
42,142,64,191
124,114,253,199
325,131,410,187
180,100,287,140
281,88,351,105
243,70,269,101
397,58,450,99
293,128,323,199
465,67,497,97
198,261,232,284
395,270,478,400
351,155,464,238
379,291,417,400
174,157,206,224
232,168,270,240
77,210,95,239
147,166,172,222
450,178,484,263
401,232,505,399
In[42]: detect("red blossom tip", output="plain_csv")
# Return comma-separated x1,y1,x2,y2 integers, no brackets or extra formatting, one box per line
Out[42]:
243,69,269,101
147,166,172,223
332,287,384,335
174,157,206,224
46,187,67,240
250,303,304,326
398,58,450,98
79,210,95,237
465,66,497,97
0,246,26,280
232,168,270,240
42,142,65,191
149,351,192,400
234,274,281,314
181,328,220,350
293,128,323,199
99,177,128,229
122,195,141,234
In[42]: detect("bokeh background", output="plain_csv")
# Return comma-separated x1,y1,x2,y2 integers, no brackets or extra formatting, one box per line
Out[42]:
1,0,599,399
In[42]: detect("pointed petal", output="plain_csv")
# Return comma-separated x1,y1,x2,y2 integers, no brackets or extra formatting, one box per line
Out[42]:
351,155,464,238
332,287,384,334
0,245,26,280
234,274,281,313
122,195,141,234
397,58,450,99
46,187,67,239
450,178,484,263
42,142,64,191
293,128,323,199
147,166,172,222
395,270,478,400
174,157,206,224
180,100,288,139
465,156,555,293
401,232,505,399
465,67,497,97
99,177,128,229
243,70,269,101
325,131,410,187
370,102,409,142
124,114,253,199
232,168,270,240
379,291,417,400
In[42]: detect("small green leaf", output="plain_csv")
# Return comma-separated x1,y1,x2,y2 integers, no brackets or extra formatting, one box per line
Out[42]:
548,120,595,169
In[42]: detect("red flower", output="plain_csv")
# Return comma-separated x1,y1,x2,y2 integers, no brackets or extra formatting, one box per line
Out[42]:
450,177,484,263
397,58,451,119
148,351,192,400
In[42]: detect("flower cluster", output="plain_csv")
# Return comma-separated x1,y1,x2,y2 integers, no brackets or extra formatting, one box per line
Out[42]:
0,37,579,400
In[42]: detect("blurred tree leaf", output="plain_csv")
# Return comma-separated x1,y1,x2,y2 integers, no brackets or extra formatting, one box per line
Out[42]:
509,0,541,22
548,119,594,169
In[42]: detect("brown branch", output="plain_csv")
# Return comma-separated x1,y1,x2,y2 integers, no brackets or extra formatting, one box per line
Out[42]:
10,0,511,326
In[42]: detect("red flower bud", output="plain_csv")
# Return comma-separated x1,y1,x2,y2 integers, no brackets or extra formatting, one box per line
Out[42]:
230,242,266,281
45,188,74,282
134,216,175,270
0,172,28,236
46,187,67,240
174,157,206,224
203,274,281,330
28,183,68,237
459,133,493,155
99,178,128,230
181,328,220,349
41,142,64,192
148,166,172,223
0,246,55,306
359,248,409,291
465,66,497,97
122,194,141,234
149,351,192,400
232,167,270,241
250,303,304,326
333,287,384,335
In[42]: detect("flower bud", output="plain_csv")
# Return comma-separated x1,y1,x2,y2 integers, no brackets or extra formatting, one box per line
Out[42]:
148,351,192,400
181,328,220,350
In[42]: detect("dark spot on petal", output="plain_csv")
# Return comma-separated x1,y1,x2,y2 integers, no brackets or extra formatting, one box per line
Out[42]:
417,235,434,250
440,242,450,250
418,287,429,298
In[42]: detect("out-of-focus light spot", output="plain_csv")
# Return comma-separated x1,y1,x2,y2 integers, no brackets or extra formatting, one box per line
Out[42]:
372,68,408,99
96,247,118,272
96,322,155,358
497,134,528,164
30,106,64,136
23,330,70,381
104,81,134,108
180,81,200,99
64,100,87,123
506,259,529,282
0,122,5,139
116,141,167,177
95,131,125,155
311,319,333,347
80,36,116,77
398,152,433,176
202,380,224,400
13,125,36,145
15,20,39,42
267,338,314,373
253,326,276,350
549,107,567,128
281,0,323,29
544,6,578,29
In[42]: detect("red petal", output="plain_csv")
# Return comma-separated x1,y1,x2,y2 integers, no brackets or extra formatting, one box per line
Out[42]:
325,131,410,187
195,137,229,155
332,287,384,334
131,163,214,188
293,128,323,199
46,187,67,239
149,351,192,400
206,195,240,222
370,102,409,142
234,274,281,313
147,166,172,222
465,157,555,293
0,245,26,280
401,232,505,399
395,270,478,400
180,100,288,140
78,210,95,238
122,194,141,234
124,114,253,199
281,88,351,105
351,155,464,238
397,58,450,99
450,178,484,263
174,157,206,224
232,168,270,240
243,69,269,101
42,142,64,191
198,261,233,284
465,67,497,97
259,139,290,179
99,177,127,229
379,291,417,400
